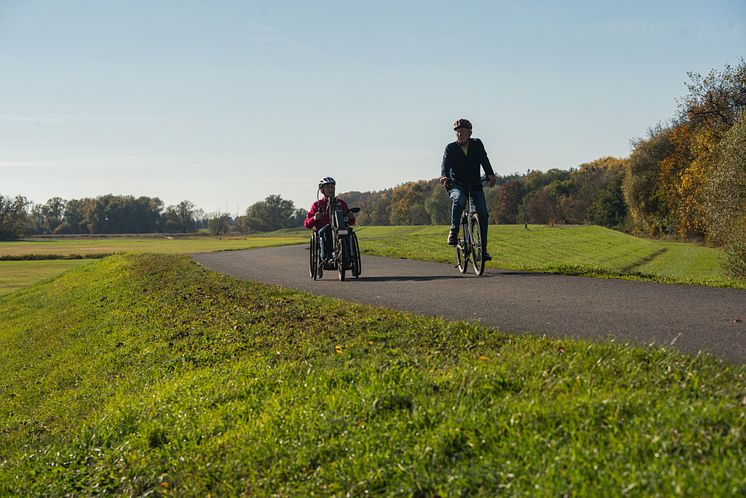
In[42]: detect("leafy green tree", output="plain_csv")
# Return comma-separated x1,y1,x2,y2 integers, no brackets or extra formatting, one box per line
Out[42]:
0,194,30,240
82,197,105,234
163,200,196,233
208,213,232,236
681,58,746,131
424,186,450,225
244,195,298,232
63,198,87,233
368,192,391,226
290,208,306,228
590,175,627,228
29,197,67,234
704,112,746,276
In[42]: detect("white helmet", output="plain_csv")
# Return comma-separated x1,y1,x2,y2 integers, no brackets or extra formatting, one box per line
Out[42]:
318,176,336,188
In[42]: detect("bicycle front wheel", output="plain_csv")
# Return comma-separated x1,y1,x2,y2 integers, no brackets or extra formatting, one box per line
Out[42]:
470,214,485,276
456,220,469,273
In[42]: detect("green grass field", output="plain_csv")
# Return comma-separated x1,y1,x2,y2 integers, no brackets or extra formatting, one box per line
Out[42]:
351,225,743,288
1,254,744,496
2,226,743,295
0,234,305,258
0,234,307,296
0,259,96,297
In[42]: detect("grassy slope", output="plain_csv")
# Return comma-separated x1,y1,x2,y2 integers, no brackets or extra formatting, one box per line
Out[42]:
1,255,744,496
353,225,745,288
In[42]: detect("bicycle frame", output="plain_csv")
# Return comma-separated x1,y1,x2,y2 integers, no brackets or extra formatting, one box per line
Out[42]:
327,196,359,281
454,186,486,276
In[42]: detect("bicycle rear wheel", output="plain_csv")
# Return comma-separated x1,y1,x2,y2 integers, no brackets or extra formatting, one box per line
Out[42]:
456,219,469,273
470,214,485,276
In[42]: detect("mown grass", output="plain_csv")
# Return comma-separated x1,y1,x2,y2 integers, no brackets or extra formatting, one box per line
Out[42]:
1,254,744,496
351,225,745,288
0,259,96,297
0,234,306,258
0,235,307,294
1,226,742,297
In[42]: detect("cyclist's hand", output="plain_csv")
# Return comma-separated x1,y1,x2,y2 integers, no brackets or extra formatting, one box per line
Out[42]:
439,176,449,187
487,174,497,188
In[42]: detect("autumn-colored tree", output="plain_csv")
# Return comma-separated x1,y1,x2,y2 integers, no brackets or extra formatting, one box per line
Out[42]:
675,126,719,238
389,181,430,225
623,126,676,235
525,189,563,225
494,181,524,224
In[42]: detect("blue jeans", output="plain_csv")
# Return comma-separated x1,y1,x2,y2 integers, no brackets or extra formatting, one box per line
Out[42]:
318,225,333,260
449,186,489,251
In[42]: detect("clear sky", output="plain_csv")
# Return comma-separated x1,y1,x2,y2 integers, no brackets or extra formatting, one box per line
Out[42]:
1,1,744,216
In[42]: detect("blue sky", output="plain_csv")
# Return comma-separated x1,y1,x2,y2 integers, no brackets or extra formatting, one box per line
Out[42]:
1,0,744,215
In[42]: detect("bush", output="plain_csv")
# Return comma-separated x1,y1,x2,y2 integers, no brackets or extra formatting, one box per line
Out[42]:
726,219,746,278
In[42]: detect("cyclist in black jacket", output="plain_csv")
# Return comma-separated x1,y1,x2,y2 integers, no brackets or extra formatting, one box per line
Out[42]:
439,118,497,259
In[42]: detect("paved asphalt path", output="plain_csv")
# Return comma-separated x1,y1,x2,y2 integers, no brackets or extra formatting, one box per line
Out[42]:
193,245,746,364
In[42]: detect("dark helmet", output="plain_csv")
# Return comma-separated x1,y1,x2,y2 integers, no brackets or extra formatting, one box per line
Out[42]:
453,118,472,130
318,176,336,188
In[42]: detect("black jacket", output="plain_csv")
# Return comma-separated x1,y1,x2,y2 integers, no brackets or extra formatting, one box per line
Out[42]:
440,138,495,188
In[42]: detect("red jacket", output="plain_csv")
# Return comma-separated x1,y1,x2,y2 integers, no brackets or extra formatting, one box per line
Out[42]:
304,197,354,230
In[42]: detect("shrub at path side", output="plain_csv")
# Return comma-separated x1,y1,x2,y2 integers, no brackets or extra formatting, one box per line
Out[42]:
0,254,744,496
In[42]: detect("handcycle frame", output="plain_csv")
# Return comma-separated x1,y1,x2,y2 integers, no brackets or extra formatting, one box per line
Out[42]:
451,182,486,276
309,198,361,281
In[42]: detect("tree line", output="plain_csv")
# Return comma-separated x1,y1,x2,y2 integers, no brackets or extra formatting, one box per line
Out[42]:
2,61,743,275
0,195,204,239
341,156,627,229
0,193,308,239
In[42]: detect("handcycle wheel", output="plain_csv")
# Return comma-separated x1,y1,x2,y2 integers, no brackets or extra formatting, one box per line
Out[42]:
309,231,320,279
338,249,347,281
470,214,485,276
350,231,361,278
456,219,469,273
334,232,346,281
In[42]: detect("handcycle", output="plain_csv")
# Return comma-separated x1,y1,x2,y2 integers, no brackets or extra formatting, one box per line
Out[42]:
447,179,488,276
308,199,361,281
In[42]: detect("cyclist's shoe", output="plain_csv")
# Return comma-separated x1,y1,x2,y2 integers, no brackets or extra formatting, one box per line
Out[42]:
447,232,458,245
484,252,492,261
322,258,335,270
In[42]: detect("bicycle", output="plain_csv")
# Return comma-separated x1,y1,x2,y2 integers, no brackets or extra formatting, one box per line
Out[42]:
449,179,488,276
